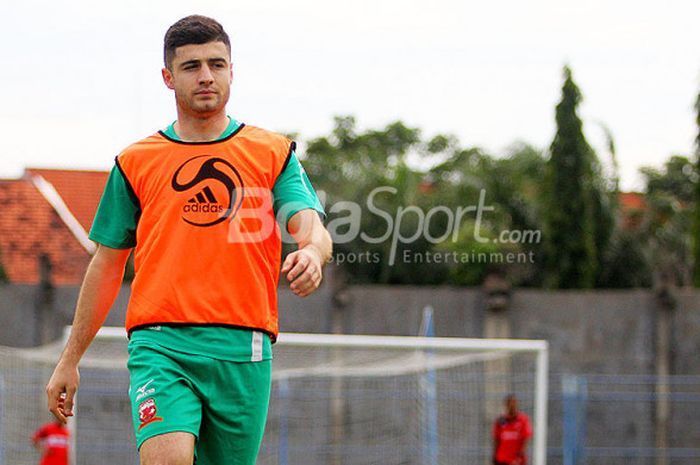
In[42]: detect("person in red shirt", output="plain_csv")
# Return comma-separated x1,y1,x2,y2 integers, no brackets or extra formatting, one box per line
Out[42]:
493,394,532,465
31,419,69,465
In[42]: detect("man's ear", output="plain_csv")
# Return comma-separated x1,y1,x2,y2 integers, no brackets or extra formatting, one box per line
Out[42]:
162,67,175,90
229,63,234,84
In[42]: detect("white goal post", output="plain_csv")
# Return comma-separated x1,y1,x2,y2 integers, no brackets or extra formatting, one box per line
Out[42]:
73,327,548,465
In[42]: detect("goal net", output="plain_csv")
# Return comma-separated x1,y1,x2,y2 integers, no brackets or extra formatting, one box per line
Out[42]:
0,328,548,465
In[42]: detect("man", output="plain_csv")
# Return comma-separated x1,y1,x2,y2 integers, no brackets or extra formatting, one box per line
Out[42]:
45,15,332,465
493,394,532,465
31,419,69,465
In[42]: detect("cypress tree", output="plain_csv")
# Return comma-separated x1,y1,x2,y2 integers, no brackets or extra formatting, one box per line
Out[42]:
545,66,599,288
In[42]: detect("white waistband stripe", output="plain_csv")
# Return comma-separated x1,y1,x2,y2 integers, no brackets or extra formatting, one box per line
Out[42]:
251,331,263,362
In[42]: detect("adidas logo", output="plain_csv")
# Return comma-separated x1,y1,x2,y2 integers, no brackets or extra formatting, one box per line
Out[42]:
183,186,225,213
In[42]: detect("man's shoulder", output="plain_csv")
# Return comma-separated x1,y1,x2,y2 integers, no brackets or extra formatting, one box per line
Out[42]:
239,123,284,138
237,125,292,151
34,424,49,434
47,423,67,434
118,132,170,161
37,423,64,434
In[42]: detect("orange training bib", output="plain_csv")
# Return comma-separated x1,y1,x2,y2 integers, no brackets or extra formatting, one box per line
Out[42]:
117,125,292,340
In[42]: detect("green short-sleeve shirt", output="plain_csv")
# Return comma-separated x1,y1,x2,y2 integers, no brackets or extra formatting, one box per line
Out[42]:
90,117,325,361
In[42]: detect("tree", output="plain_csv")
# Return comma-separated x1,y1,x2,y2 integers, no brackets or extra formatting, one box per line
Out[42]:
429,145,520,285
302,117,551,286
544,66,613,288
600,156,696,289
693,91,700,286
641,156,696,203
642,156,696,286
597,228,652,288
445,143,547,286
301,111,620,288
303,116,451,284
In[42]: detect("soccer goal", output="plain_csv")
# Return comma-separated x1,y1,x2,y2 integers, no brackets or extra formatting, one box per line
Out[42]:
0,328,548,465
263,333,548,465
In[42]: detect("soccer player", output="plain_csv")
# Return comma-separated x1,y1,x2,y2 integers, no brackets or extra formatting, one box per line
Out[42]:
31,419,69,465
492,394,533,465
45,15,332,465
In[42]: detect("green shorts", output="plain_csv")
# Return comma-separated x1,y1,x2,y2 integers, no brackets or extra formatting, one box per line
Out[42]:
127,342,272,465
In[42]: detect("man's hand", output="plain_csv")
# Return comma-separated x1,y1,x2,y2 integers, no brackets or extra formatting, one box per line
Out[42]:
281,245,324,297
31,436,46,452
46,361,80,423
43,244,129,423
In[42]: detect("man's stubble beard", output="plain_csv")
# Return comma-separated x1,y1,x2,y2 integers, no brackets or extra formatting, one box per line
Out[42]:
176,89,230,117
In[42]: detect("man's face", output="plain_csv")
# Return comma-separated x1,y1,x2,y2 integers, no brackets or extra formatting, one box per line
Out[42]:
162,41,232,117
506,397,518,417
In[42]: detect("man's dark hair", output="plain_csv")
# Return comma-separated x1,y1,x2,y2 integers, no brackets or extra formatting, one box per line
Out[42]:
163,15,231,69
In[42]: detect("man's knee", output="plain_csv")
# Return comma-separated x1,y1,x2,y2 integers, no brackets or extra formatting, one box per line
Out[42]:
139,431,195,465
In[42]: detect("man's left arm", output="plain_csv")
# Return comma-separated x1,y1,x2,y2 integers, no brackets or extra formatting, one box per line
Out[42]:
519,415,533,464
492,420,501,465
281,209,332,297
31,426,45,451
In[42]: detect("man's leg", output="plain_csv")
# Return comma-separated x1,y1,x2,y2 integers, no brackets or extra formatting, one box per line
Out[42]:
128,345,203,464
139,432,195,465
195,359,272,465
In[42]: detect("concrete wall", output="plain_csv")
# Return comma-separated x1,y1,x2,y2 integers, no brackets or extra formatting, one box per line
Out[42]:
2,282,699,464
668,290,700,451
673,290,700,376
1,282,697,377
510,289,656,375
0,283,129,347
0,284,42,347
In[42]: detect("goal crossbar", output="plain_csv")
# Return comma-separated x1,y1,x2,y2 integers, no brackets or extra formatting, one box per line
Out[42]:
91,327,548,352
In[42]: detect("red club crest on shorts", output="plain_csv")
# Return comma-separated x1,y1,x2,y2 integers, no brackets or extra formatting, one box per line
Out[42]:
138,398,163,431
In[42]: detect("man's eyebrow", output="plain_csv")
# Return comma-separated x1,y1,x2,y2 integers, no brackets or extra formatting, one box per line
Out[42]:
178,57,228,68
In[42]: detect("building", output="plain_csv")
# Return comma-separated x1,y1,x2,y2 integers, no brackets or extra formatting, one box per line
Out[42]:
0,168,108,285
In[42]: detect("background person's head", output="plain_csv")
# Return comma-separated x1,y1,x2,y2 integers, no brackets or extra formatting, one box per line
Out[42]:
504,394,518,418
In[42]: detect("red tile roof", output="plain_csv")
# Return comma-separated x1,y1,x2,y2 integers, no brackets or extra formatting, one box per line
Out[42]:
618,192,647,231
26,168,109,233
0,168,109,285
618,192,646,211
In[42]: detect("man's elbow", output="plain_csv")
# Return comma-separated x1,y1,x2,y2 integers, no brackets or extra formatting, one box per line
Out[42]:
319,227,333,263
83,244,132,285
290,210,333,262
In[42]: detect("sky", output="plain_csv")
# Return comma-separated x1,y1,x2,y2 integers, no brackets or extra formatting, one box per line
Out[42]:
1,0,699,190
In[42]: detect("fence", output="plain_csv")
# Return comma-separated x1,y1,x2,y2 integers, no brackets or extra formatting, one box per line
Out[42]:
552,374,700,465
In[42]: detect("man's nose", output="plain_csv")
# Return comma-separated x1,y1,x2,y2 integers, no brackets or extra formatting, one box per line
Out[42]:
198,65,215,84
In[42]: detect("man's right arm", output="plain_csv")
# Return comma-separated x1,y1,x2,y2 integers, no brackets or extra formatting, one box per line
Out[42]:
493,420,501,465
31,426,45,450
46,244,131,423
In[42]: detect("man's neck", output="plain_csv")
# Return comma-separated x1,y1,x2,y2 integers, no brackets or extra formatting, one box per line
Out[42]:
173,109,229,142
